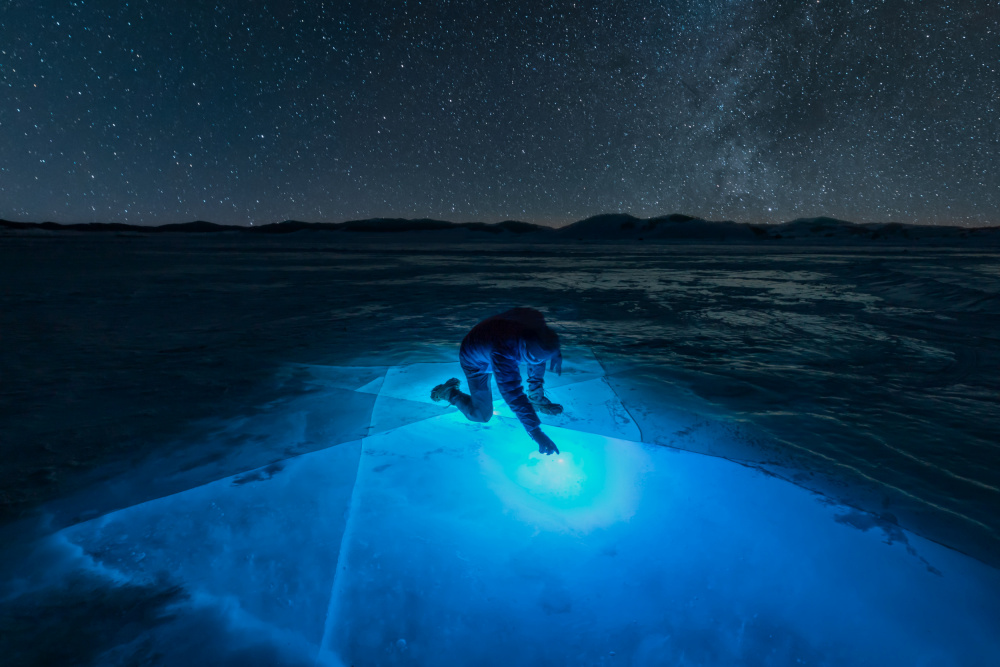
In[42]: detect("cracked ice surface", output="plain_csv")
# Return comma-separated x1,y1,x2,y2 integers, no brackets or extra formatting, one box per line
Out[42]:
14,359,1000,665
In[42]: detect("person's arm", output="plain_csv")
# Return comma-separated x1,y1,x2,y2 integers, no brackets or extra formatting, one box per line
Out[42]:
491,345,558,453
491,344,540,434
526,361,546,402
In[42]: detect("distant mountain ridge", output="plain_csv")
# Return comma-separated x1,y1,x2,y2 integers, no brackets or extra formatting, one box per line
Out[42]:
0,217,548,235
2,214,998,245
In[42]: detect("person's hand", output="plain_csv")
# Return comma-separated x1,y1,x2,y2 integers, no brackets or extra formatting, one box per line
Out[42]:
534,431,560,455
549,351,563,376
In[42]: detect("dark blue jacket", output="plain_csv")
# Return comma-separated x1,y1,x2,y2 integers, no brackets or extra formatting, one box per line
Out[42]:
459,308,556,437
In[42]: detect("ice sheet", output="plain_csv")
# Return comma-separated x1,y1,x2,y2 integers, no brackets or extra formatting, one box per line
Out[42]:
287,364,388,393
368,393,452,435
9,359,1000,666
321,415,1000,666
4,238,998,570
42,370,376,528
62,441,363,658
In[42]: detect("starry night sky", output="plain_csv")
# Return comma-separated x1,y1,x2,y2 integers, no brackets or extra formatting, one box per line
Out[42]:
1,1,997,226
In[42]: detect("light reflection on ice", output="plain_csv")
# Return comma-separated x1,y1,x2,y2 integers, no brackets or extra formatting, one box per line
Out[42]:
516,451,586,501
479,431,648,532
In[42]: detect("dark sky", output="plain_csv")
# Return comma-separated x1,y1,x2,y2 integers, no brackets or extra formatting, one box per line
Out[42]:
1,1,997,227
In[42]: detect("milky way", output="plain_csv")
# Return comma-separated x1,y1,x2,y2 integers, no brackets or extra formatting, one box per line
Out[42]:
1,1,997,226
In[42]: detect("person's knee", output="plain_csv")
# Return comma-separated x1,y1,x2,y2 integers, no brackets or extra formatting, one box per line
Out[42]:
469,407,493,423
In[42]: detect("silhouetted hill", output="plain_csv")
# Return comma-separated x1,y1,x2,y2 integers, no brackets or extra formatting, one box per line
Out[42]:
2,215,998,245
156,221,235,232
0,217,554,236
554,213,757,242
768,217,1000,244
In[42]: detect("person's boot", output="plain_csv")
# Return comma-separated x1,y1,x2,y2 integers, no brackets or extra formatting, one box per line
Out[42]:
529,393,564,416
430,378,461,403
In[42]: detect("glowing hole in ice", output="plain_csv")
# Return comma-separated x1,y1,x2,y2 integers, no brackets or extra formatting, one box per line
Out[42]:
479,434,649,532
514,451,587,501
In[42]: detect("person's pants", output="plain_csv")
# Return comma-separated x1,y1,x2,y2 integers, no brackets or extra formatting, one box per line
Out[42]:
451,364,494,423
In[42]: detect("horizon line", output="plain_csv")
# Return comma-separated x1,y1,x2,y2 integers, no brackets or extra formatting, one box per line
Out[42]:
3,213,999,230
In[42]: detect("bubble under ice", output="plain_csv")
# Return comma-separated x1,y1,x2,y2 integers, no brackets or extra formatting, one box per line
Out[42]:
37,358,1000,665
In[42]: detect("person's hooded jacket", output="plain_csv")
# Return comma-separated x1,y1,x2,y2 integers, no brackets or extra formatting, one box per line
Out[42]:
459,307,562,440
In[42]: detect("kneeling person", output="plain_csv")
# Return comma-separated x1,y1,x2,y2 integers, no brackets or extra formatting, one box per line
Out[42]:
431,307,563,455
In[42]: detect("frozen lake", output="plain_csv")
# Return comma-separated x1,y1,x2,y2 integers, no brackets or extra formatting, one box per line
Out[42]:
1,231,998,665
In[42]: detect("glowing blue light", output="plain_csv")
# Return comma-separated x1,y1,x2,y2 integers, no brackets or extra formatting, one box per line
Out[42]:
478,426,650,532
515,451,587,500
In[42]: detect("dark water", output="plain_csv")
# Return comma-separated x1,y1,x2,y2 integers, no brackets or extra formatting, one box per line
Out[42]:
2,232,998,565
